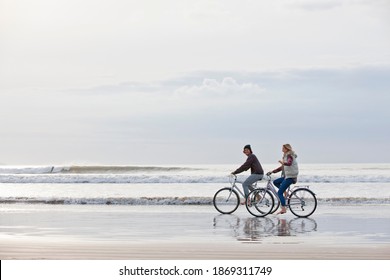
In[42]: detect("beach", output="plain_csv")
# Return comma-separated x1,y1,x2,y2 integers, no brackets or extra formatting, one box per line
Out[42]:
1,163,389,260
1,203,389,260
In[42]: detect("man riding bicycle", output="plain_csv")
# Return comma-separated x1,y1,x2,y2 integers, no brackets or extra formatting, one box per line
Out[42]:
231,144,264,204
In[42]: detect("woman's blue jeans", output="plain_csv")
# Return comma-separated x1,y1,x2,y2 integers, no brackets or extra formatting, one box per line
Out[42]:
273,177,295,206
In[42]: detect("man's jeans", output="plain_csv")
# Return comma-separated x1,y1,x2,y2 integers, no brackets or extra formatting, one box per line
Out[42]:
243,174,263,198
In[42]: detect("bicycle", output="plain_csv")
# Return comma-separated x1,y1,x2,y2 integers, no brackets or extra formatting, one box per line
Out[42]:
213,174,274,216
246,174,317,218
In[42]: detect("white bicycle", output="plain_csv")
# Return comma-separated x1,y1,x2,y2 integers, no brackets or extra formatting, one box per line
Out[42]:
213,174,274,217
247,174,317,218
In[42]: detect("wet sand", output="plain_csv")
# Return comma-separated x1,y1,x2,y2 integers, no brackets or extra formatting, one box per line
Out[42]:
0,204,389,259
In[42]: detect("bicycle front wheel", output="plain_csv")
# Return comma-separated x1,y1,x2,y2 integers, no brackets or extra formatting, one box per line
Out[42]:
246,189,274,217
213,187,240,214
270,192,280,214
288,188,317,217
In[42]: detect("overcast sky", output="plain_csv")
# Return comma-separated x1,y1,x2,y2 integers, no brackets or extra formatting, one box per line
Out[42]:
1,0,389,165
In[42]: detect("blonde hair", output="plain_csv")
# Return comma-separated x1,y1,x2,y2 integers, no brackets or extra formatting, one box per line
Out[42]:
283,144,296,156
283,144,293,151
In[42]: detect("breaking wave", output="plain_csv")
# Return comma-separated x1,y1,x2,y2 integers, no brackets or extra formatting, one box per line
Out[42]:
1,164,390,184
0,165,196,174
0,196,389,205
1,174,390,184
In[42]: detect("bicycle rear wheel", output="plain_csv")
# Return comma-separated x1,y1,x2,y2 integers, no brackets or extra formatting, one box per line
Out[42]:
213,187,240,214
246,189,274,217
288,188,317,217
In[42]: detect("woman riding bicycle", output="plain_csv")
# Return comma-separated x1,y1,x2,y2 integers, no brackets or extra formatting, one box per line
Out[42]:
268,144,299,215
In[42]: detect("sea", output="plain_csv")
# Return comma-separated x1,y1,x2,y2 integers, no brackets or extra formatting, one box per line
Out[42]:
0,163,389,206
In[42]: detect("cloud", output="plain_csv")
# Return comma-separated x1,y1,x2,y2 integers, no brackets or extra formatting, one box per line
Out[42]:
57,64,390,120
60,76,268,117
174,77,265,99
2,0,389,92
1,64,389,164
287,0,344,11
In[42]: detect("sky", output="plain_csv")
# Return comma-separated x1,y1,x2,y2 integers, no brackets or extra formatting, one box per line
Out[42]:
0,0,389,165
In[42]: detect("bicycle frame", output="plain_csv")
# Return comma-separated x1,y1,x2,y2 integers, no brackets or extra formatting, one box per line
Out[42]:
228,175,259,199
262,175,312,207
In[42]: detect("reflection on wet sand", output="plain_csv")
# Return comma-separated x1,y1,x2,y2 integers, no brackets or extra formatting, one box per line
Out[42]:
213,215,317,242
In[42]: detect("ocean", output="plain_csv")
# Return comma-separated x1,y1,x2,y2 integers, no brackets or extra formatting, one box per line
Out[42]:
1,163,389,206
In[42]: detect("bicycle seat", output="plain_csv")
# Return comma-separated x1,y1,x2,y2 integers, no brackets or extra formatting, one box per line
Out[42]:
292,178,297,184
